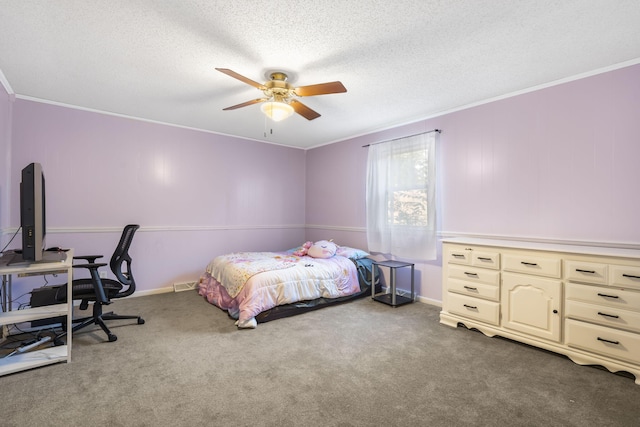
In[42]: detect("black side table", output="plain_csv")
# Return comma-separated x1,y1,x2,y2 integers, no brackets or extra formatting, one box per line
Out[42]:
371,260,415,307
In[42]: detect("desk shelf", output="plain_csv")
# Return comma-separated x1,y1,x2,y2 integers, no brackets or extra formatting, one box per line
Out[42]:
1,250,74,375
0,345,68,376
0,303,68,325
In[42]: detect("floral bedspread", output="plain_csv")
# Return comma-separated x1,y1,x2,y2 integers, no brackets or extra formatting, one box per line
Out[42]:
198,254,360,328
205,252,299,298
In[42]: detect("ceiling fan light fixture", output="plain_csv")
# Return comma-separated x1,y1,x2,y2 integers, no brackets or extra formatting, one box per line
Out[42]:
217,68,345,121
261,101,294,122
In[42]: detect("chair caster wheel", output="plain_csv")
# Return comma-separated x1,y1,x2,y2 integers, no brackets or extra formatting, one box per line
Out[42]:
138,318,145,325
54,338,65,346
108,334,117,342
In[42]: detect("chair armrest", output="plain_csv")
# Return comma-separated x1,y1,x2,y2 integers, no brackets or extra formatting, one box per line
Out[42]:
72,263,107,270
72,263,109,304
74,255,104,263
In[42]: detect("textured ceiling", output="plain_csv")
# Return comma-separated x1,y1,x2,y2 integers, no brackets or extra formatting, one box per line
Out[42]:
1,1,640,149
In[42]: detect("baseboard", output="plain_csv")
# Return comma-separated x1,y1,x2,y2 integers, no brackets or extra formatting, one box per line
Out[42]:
130,286,175,298
415,295,442,307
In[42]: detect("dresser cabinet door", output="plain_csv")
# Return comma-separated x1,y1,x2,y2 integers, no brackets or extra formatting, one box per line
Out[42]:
501,273,562,342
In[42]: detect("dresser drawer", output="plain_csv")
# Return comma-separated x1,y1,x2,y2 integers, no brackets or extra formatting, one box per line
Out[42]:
447,292,500,326
610,265,640,291
503,254,561,278
566,300,640,333
566,283,640,312
447,278,500,302
448,265,500,286
566,319,640,365
471,251,500,270
565,260,607,285
446,247,471,265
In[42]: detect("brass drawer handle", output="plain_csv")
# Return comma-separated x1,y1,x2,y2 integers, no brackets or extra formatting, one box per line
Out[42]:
463,286,478,291
463,304,477,310
597,293,619,299
477,257,492,261
464,272,478,277
452,254,465,258
597,337,620,345
576,269,596,274
597,312,620,319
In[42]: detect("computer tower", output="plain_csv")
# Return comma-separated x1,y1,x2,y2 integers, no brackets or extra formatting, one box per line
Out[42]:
29,286,65,327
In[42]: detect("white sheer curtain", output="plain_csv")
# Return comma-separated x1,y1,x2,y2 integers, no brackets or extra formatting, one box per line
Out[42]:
366,131,437,260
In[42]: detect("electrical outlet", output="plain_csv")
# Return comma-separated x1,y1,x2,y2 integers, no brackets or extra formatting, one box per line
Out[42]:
99,271,108,279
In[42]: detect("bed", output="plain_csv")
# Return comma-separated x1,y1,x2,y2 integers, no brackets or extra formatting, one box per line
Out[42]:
197,241,378,328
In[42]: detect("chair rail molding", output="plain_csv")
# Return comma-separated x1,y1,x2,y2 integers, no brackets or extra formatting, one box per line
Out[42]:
441,231,640,251
2,224,307,235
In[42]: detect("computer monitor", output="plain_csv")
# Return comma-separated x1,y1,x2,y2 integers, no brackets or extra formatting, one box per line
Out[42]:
20,162,46,262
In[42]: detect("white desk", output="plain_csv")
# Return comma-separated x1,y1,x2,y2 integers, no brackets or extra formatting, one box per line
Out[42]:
0,249,73,375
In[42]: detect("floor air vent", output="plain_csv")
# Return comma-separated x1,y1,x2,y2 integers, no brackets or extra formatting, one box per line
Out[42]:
173,281,198,292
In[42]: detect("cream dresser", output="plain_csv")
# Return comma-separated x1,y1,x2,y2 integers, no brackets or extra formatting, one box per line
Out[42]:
440,237,640,385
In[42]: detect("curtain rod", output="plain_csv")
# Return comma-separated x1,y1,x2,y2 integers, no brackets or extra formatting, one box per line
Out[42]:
361,129,441,148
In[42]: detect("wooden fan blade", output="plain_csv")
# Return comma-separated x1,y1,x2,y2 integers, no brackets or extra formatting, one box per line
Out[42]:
222,98,267,110
294,81,347,97
216,68,265,90
290,100,321,120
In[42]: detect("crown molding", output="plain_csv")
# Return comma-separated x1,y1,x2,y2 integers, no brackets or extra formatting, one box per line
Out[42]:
0,68,15,99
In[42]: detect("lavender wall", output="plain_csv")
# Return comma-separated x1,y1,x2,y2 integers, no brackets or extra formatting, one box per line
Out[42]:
4,64,639,308
306,64,640,304
7,100,306,306
0,82,11,242
438,65,640,243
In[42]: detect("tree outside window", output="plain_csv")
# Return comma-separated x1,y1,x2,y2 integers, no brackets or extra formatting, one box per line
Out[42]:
390,148,428,227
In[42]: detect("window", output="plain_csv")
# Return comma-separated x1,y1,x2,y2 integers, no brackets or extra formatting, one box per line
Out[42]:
366,131,437,260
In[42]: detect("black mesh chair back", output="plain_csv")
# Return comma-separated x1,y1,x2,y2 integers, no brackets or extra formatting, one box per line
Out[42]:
110,224,139,298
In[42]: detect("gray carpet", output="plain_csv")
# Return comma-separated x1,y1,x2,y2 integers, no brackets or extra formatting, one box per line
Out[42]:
1,291,639,427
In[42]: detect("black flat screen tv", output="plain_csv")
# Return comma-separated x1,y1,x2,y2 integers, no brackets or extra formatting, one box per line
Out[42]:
20,162,46,262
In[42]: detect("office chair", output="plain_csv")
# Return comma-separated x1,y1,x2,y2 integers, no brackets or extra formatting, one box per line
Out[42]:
54,224,145,343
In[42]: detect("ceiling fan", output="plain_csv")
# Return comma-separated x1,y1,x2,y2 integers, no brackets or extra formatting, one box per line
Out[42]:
216,68,347,121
